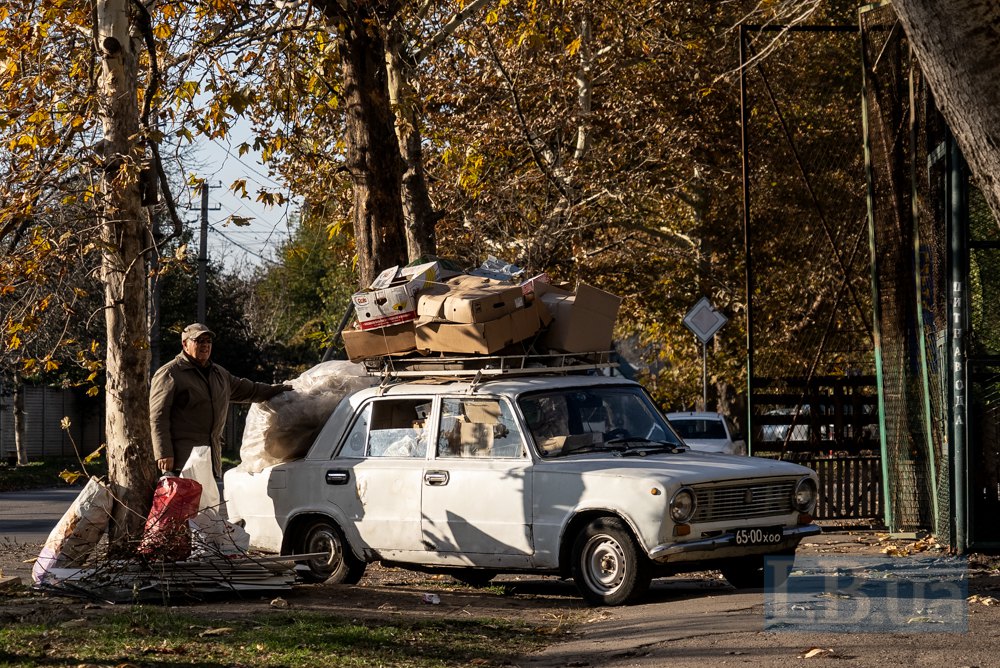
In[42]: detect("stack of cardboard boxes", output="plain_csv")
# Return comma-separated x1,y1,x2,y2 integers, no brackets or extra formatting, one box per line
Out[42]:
341,260,622,362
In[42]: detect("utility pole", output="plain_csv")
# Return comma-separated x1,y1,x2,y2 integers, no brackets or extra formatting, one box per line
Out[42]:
195,181,221,324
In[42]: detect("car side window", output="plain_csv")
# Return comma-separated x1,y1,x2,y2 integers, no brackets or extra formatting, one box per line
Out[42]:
341,403,371,456
436,398,523,458
349,398,431,458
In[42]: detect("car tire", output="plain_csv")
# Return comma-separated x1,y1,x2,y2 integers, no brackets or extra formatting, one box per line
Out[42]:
297,520,366,584
720,553,793,590
571,517,651,606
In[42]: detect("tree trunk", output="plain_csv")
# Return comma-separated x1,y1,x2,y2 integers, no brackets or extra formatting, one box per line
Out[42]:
891,0,1000,222
96,0,158,550
386,30,438,262
13,373,27,466
322,1,408,287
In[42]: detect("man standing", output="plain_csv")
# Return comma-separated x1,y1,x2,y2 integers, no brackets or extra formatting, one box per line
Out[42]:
149,323,291,477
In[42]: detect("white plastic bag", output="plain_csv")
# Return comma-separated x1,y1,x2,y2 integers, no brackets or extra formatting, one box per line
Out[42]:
179,446,220,511
189,508,251,557
32,477,112,584
238,360,376,472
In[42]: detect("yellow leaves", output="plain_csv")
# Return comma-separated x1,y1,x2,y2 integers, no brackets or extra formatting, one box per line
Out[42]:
565,36,582,57
59,469,84,484
153,23,173,40
86,386,100,397
44,357,58,372
230,179,249,198
176,81,200,105
83,445,105,464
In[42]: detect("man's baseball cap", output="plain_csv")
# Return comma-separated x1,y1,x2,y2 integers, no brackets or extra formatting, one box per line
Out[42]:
181,323,215,343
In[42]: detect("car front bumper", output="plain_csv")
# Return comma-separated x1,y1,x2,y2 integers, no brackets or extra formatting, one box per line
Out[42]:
648,524,822,563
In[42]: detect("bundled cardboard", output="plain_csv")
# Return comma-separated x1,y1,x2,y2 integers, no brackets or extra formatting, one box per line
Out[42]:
538,283,622,353
417,275,525,323
351,261,441,330
342,322,416,361
416,299,550,354
347,258,621,360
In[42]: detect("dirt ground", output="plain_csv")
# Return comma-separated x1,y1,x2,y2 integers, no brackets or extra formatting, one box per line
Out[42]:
3,525,993,630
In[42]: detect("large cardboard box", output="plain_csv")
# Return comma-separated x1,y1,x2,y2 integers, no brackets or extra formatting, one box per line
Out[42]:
417,275,525,323
539,283,621,353
416,300,548,354
351,262,440,330
342,322,416,361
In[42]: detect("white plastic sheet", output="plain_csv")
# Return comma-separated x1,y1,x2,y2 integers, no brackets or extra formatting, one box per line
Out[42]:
179,446,220,511
238,360,376,472
32,477,112,584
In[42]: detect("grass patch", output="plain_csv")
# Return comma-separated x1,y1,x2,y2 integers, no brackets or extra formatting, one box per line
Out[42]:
0,606,553,667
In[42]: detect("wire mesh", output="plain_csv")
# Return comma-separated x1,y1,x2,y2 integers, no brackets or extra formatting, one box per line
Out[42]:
860,3,948,533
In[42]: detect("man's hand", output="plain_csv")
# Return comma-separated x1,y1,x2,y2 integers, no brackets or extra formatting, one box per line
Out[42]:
157,457,174,473
269,383,294,398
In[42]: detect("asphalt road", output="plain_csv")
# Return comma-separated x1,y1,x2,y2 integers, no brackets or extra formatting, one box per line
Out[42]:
0,487,81,543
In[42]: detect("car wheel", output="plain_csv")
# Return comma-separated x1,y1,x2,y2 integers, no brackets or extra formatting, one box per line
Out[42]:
297,520,366,584
571,517,651,606
450,570,497,588
720,553,793,589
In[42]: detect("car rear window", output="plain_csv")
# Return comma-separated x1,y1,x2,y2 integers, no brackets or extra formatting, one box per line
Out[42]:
670,418,727,440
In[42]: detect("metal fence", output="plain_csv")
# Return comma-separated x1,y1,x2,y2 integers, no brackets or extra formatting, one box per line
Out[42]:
1,387,249,464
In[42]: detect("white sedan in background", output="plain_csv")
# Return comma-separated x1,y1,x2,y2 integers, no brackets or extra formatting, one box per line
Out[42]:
666,411,747,455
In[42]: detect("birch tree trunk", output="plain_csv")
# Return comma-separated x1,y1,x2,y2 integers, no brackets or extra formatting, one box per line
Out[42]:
96,0,158,549
891,0,1000,221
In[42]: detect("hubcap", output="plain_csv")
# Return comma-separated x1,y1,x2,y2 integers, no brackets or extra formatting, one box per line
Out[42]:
585,535,626,593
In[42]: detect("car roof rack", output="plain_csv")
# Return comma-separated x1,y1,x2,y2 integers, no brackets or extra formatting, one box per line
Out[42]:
363,351,619,382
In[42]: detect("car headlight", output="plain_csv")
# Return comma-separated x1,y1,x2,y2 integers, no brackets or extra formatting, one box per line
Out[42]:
793,477,818,513
669,487,696,523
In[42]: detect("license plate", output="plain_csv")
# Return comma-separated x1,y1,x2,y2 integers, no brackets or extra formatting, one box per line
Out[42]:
733,526,784,546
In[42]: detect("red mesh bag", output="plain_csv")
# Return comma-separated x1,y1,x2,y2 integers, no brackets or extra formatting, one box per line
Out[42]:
138,476,203,561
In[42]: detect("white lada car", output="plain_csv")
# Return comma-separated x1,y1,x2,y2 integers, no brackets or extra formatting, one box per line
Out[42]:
225,371,820,605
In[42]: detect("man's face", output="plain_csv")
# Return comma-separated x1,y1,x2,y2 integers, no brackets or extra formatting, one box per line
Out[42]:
183,334,213,365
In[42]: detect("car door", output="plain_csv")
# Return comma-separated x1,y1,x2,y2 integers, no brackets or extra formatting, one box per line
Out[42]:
420,396,534,563
326,397,432,555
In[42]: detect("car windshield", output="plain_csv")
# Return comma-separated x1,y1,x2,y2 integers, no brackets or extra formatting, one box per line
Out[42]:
670,418,727,440
518,386,682,457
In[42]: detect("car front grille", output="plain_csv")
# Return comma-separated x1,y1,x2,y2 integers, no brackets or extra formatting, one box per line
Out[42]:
692,480,796,523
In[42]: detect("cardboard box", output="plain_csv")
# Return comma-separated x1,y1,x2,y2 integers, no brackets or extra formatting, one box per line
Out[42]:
416,274,525,323
342,322,416,361
415,300,548,354
520,273,551,297
539,283,621,353
352,262,439,330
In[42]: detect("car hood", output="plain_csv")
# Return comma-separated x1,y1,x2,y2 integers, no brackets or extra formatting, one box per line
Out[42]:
681,438,732,453
538,451,811,482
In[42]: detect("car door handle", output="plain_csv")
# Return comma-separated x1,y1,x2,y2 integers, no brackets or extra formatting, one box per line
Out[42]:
424,470,449,486
326,470,351,485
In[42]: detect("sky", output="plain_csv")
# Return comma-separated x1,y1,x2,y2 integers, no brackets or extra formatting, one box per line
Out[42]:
181,121,298,274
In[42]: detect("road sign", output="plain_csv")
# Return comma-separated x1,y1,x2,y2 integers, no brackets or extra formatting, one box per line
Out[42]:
683,297,728,343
